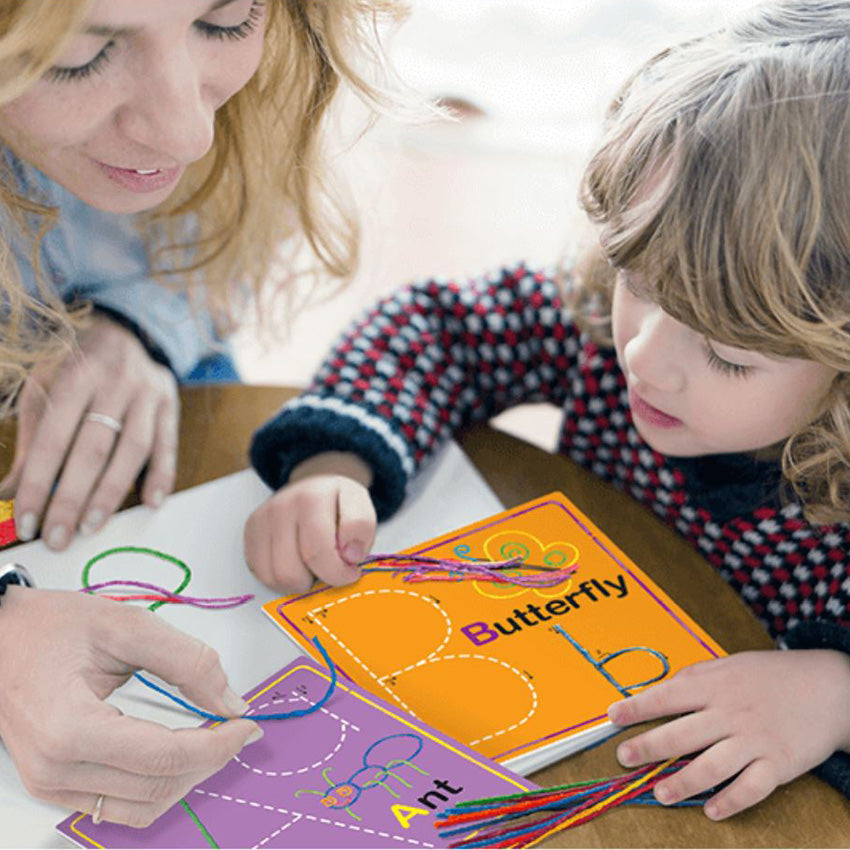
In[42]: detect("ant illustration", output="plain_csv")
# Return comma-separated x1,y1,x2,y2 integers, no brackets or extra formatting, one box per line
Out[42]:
294,733,428,821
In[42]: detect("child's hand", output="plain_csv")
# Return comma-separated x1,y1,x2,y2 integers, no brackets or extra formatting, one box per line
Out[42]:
244,452,376,593
608,649,850,820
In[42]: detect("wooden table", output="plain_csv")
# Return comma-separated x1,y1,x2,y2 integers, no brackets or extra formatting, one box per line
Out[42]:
4,384,849,847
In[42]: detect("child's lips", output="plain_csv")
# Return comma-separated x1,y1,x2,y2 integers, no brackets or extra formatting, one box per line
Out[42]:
629,391,683,428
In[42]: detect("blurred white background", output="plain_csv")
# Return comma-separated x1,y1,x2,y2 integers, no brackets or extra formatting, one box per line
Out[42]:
233,0,763,448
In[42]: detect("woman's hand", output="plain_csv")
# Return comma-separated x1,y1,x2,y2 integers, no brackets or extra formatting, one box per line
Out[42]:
244,452,377,593
0,312,179,550
0,586,261,828
608,649,850,820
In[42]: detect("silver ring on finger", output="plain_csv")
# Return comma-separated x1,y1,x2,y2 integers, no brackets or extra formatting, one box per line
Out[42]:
92,793,106,824
84,412,123,435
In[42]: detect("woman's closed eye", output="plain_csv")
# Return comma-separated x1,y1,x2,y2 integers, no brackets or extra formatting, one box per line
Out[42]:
46,0,266,83
196,0,265,41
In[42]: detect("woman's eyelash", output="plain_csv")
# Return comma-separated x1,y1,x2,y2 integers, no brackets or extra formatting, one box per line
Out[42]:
46,0,265,83
705,345,753,378
196,0,265,41
45,41,115,83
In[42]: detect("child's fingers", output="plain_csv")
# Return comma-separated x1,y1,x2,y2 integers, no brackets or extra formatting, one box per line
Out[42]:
651,738,749,807
336,480,376,567
270,509,315,593
702,757,778,821
295,484,359,587
616,711,725,768
608,673,706,726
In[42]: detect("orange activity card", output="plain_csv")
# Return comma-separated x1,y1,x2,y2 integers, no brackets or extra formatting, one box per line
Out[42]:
264,492,725,774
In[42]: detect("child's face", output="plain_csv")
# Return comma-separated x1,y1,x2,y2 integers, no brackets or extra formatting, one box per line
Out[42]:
612,271,838,457
0,0,265,214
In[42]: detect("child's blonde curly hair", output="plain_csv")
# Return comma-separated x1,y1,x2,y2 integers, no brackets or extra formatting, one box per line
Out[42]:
577,0,850,525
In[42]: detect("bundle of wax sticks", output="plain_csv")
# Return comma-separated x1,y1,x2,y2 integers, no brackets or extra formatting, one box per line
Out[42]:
436,757,705,848
358,553,578,588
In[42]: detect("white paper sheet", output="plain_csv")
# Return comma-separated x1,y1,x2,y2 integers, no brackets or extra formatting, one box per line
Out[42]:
0,439,502,849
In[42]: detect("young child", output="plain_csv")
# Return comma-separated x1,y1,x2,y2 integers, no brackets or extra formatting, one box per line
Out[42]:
248,0,850,822
0,0,409,829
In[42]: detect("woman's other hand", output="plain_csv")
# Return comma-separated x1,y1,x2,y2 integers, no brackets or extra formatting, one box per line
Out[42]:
0,312,179,549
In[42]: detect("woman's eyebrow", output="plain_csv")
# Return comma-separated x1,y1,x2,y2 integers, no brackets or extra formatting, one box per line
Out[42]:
84,0,239,37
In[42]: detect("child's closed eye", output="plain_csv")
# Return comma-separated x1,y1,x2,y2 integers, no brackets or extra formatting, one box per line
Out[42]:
704,343,754,378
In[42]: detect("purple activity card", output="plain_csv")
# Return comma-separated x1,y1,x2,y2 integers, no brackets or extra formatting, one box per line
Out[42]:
57,657,534,848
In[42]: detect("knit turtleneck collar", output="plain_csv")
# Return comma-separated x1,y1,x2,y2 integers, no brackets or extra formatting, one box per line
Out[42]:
668,451,785,523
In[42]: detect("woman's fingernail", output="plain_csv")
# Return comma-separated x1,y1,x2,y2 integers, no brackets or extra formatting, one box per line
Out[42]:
222,687,250,717
150,490,165,508
342,542,365,565
17,512,37,541
46,525,67,550
80,509,104,536
246,724,264,745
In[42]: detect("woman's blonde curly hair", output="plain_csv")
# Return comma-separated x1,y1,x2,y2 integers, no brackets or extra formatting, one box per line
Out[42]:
0,0,408,396
576,0,850,525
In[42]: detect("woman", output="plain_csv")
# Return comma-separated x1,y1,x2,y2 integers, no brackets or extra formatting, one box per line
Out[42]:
0,0,405,828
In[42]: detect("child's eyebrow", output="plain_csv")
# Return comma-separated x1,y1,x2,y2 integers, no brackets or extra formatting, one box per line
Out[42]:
84,0,239,37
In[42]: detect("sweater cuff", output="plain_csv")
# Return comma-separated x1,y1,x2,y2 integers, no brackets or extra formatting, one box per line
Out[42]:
784,620,850,655
784,620,850,799
249,395,414,521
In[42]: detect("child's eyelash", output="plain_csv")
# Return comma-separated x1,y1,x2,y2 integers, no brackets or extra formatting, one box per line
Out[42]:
46,0,265,83
705,345,753,378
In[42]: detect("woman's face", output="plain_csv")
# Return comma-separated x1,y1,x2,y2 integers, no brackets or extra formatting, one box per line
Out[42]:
0,0,266,213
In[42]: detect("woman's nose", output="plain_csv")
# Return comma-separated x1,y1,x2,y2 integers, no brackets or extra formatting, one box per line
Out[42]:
622,306,687,394
116,47,214,165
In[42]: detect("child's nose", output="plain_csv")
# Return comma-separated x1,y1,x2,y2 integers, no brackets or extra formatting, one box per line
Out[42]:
622,307,686,393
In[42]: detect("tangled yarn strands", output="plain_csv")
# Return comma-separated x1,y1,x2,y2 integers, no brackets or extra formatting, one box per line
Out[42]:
76,547,578,725
77,545,336,722
436,757,703,848
82,578,254,608
358,553,578,587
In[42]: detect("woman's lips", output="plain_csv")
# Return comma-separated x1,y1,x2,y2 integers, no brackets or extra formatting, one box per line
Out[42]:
629,391,683,429
96,161,182,193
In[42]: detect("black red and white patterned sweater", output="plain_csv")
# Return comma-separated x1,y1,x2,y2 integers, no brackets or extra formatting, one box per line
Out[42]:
251,263,850,797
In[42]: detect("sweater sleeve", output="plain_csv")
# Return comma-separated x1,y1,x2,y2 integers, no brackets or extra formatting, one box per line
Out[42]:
250,263,582,520
783,620,850,799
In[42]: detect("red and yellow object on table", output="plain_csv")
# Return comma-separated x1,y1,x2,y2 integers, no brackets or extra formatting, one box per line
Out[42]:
0,499,17,547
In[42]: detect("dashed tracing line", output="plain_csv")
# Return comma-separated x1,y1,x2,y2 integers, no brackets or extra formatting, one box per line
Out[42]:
385,652,539,746
192,789,436,848
308,588,452,714
253,813,302,849
308,589,539,746
235,694,358,777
